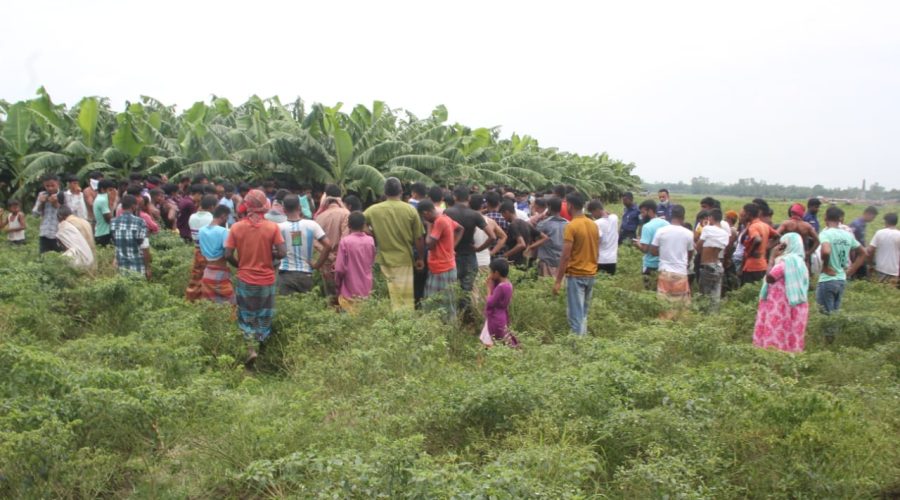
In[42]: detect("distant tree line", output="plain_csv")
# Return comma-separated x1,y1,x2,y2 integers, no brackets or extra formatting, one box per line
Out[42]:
643,177,900,201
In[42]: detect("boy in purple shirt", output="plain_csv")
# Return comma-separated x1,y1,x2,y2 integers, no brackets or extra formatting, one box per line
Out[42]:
334,212,376,314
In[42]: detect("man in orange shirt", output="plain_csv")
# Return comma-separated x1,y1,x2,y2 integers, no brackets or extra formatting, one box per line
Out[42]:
740,203,779,286
418,200,464,322
553,193,599,335
224,189,287,368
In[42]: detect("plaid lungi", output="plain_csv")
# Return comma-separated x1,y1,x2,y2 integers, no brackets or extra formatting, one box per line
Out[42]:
425,268,458,322
201,263,236,304
185,248,208,302
236,280,276,342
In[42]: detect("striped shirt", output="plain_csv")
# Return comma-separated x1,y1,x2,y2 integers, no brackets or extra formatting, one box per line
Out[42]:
278,219,326,273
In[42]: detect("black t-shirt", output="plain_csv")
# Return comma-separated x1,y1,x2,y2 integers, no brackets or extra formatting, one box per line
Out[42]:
506,218,541,264
444,205,487,255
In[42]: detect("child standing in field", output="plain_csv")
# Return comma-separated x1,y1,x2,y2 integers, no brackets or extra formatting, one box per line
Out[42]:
1,200,27,244
333,212,376,314
480,258,520,348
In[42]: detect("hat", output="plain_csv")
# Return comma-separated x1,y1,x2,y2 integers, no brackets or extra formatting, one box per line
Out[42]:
725,210,738,219
790,203,805,218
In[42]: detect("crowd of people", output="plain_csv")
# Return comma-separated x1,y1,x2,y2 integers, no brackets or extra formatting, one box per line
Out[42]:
3,173,899,365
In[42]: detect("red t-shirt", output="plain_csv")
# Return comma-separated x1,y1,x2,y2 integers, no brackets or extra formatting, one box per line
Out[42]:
225,219,285,285
560,201,572,221
428,214,458,274
743,220,776,273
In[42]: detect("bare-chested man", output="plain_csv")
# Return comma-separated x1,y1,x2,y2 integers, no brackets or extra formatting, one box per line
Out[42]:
695,209,731,310
777,203,819,258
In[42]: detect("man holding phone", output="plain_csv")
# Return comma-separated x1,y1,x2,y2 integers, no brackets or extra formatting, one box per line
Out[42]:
32,173,63,254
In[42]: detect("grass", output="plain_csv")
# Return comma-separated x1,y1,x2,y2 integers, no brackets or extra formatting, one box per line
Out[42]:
0,201,898,498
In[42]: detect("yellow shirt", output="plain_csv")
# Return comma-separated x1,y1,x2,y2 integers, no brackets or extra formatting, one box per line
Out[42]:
564,215,599,276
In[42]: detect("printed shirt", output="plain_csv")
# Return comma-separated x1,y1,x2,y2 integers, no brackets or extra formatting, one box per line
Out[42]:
110,213,148,275
363,200,425,268
536,215,568,267
803,212,819,233
640,218,670,270
563,215,599,276
656,202,672,221
279,219,326,273
199,225,229,260
819,227,861,283
225,219,285,286
32,191,59,238
93,193,111,237
428,214,459,274
334,232,377,299
621,204,640,232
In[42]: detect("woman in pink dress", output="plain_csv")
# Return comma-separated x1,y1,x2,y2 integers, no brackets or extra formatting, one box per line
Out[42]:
480,259,520,348
753,232,809,352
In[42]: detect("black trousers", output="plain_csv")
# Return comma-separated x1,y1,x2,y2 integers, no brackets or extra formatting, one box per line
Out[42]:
39,236,60,254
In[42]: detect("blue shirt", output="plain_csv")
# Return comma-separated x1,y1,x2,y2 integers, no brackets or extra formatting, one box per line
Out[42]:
656,202,672,222
199,224,229,260
848,217,866,245
640,217,670,270
621,204,640,232
803,212,819,233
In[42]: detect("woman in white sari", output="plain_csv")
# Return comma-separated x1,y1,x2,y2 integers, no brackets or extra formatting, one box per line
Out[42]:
56,206,95,269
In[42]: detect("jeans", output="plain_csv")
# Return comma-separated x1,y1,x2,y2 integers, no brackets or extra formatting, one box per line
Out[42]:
816,280,845,314
816,279,845,338
455,253,479,312
698,263,723,310
566,276,595,335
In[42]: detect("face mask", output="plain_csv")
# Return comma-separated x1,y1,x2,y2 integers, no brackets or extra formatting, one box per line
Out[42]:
90,179,99,190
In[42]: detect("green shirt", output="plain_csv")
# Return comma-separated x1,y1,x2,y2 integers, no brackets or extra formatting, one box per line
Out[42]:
818,227,860,283
93,193,111,237
364,200,425,268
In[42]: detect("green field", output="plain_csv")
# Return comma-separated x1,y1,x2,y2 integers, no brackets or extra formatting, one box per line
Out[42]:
1,201,899,498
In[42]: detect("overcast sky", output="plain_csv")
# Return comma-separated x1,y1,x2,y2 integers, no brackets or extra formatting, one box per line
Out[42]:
2,0,898,189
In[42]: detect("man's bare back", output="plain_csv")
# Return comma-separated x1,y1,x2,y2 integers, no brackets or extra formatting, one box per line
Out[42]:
778,219,818,255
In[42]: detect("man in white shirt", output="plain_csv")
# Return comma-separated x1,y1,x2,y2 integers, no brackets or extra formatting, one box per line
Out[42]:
185,194,217,301
651,205,694,317
588,200,619,275
278,195,333,295
695,208,731,310
867,212,900,285
64,174,89,220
